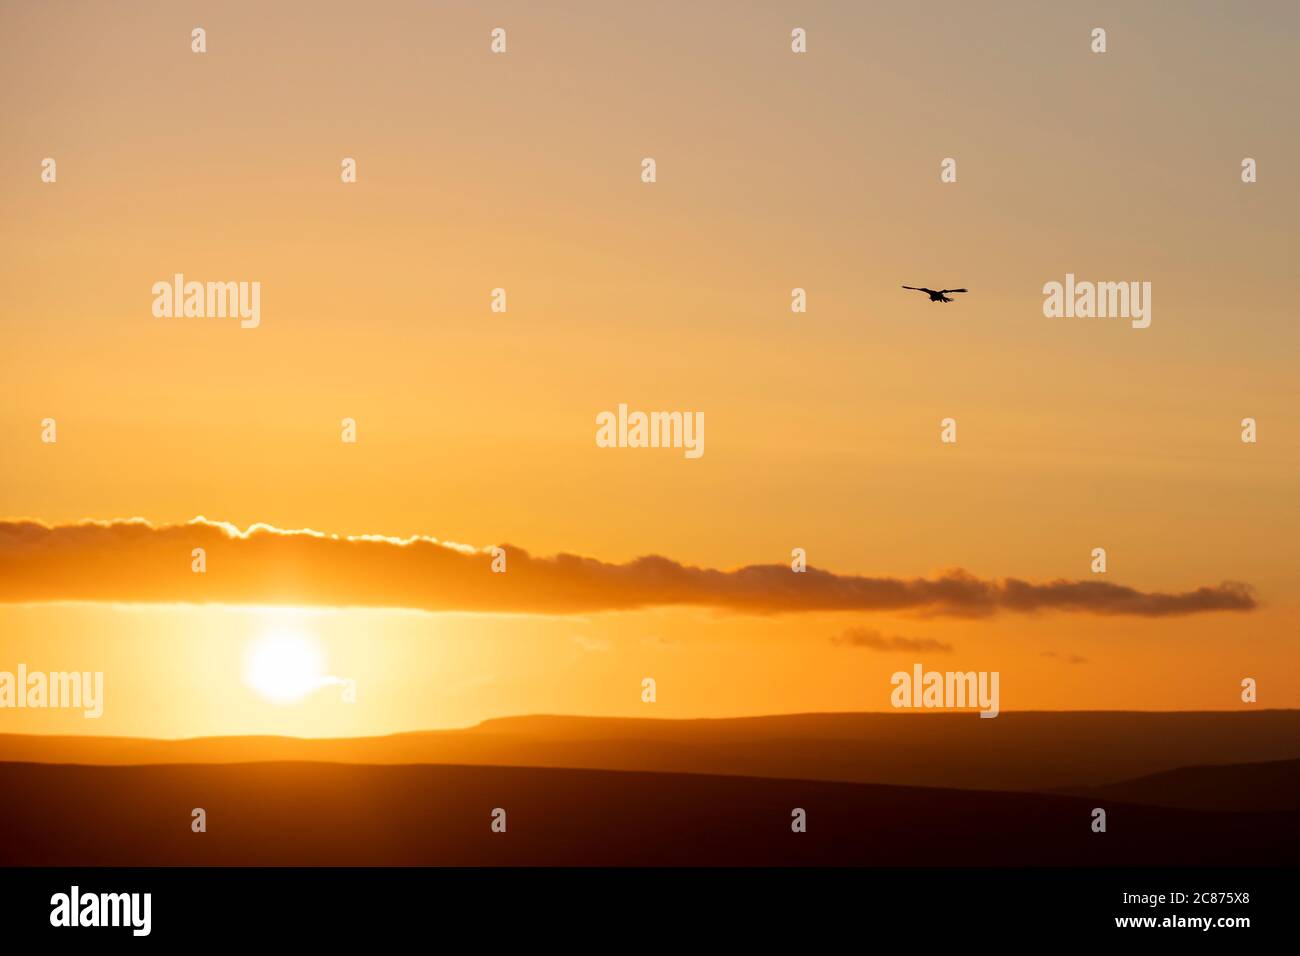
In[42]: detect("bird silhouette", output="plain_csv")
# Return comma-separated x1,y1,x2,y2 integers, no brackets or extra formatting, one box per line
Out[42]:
902,286,968,303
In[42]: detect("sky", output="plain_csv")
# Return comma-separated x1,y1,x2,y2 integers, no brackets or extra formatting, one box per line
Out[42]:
1,1,1297,737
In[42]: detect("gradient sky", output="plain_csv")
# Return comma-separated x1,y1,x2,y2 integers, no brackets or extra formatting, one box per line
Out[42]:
2,1,1297,736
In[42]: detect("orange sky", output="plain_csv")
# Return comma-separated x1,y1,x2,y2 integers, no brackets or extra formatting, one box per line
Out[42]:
1,1,1297,736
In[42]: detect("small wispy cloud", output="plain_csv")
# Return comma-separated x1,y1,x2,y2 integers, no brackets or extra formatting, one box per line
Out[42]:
1043,650,1089,665
831,627,954,653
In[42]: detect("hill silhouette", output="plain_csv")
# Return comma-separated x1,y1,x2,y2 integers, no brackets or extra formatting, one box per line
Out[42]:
1068,757,1300,812
5,710,1299,792
2,761,1296,866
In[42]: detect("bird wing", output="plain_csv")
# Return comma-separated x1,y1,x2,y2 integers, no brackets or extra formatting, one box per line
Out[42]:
901,286,935,293
939,289,968,294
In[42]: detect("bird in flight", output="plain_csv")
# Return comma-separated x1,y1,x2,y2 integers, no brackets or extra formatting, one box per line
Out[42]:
902,286,968,303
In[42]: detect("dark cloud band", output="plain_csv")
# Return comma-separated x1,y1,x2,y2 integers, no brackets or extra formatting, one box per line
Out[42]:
0,518,1258,618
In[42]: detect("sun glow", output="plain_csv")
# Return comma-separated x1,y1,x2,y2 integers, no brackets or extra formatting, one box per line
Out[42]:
243,627,327,705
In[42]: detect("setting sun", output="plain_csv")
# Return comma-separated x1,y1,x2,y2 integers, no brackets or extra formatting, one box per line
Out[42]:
243,628,327,705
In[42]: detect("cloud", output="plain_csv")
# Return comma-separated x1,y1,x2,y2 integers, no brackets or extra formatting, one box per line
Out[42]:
0,517,1258,618
832,627,954,653
1043,651,1089,665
